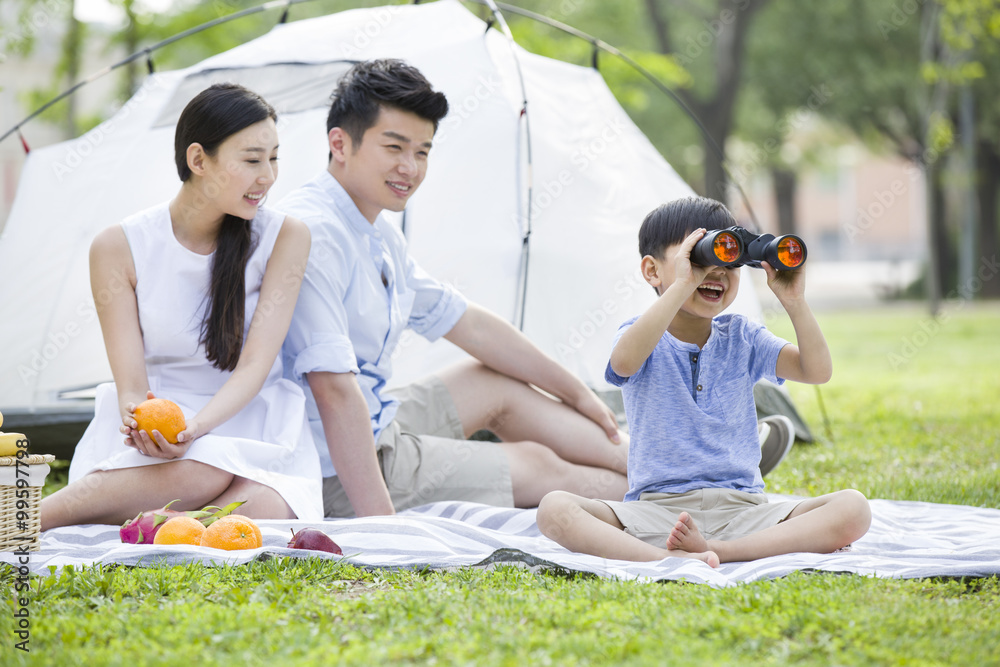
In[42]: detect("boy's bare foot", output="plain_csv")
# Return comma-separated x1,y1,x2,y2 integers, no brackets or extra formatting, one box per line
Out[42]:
666,511,710,553
664,547,721,568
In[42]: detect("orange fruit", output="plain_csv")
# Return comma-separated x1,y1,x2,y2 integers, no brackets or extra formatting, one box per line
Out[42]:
153,516,206,546
134,398,186,444
231,514,263,548
200,515,262,550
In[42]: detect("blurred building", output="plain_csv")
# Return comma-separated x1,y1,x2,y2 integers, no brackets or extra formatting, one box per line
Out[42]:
739,147,927,264
726,121,928,307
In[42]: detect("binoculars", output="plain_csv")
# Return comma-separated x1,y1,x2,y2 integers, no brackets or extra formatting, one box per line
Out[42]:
691,226,807,271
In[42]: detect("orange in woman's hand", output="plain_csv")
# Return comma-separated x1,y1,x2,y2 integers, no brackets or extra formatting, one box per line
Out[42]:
153,516,206,546
200,515,263,550
134,398,186,444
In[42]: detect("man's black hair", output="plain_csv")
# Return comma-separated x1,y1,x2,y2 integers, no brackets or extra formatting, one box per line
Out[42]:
638,196,737,259
327,59,449,148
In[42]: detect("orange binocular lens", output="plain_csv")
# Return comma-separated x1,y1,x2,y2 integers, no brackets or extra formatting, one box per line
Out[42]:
714,232,742,263
776,237,804,269
691,226,807,271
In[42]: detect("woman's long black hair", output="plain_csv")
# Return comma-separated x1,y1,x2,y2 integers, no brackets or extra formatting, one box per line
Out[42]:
174,83,276,372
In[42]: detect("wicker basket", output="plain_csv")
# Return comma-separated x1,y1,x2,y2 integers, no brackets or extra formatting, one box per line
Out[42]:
0,453,55,552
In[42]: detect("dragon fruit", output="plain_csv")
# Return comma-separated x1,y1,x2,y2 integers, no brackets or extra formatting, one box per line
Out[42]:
120,499,246,544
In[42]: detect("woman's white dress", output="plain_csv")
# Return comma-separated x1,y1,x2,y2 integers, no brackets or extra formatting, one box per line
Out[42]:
68,202,323,520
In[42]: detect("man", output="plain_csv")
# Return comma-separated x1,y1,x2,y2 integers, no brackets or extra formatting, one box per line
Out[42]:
280,59,630,517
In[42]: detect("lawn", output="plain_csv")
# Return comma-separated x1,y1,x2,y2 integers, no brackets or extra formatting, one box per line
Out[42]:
2,303,999,666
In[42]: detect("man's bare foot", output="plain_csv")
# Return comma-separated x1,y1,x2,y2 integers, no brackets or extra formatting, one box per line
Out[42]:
667,511,710,553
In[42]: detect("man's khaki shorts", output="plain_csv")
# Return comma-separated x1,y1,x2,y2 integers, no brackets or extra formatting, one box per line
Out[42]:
600,488,802,547
322,375,514,518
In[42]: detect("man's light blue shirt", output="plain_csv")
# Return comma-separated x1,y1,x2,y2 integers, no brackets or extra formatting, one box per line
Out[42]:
279,171,468,477
606,314,788,500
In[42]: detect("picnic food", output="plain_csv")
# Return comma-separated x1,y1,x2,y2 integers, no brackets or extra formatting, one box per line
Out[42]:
153,516,207,546
200,515,262,550
119,499,246,544
133,398,186,444
232,514,263,547
0,409,28,456
287,527,343,554
0,431,28,457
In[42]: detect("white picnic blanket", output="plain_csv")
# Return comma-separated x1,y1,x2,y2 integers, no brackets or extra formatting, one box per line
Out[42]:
4,497,999,587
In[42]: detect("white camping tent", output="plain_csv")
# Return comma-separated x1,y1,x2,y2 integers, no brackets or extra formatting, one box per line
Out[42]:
0,0,768,434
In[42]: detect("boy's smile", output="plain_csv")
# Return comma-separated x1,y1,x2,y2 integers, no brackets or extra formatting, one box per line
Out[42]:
643,238,741,345
695,278,727,304
657,243,740,316
683,269,737,318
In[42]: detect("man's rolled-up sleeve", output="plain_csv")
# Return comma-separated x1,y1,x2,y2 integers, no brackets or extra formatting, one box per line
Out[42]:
404,253,468,341
285,226,359,380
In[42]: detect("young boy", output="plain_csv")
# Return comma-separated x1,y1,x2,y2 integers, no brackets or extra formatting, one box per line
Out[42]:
536,197,871,566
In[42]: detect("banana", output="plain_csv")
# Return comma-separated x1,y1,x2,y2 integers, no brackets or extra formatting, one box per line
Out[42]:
0,432,28,457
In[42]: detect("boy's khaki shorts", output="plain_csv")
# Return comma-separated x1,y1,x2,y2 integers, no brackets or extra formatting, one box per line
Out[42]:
600,488,802,547
322,375,514,518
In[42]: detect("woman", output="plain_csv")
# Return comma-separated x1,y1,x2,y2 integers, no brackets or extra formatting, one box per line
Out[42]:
41,83,322,528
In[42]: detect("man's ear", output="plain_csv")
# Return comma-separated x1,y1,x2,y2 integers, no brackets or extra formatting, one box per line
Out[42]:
186,143,207,176
641,255,663,290
328,127,350,165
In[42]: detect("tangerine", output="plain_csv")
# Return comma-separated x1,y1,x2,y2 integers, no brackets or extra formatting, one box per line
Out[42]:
231,514,263,548
200,515,262,550
153,516,206,546
134,398,186,444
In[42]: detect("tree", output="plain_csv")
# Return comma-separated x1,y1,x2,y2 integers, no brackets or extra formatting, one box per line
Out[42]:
934,0,1000,296
641,0,771,203
7,0,90,138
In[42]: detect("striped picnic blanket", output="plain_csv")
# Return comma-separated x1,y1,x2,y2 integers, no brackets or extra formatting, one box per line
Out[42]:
4,497,999,587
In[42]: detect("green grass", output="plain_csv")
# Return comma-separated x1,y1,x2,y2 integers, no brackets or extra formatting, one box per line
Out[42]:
3,304,1000,666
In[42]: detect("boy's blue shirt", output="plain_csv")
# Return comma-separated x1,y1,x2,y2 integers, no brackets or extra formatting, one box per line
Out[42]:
605,313,789,501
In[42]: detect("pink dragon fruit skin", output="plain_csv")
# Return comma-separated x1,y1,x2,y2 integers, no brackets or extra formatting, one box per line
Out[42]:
119,508,184,544
119,499,246,544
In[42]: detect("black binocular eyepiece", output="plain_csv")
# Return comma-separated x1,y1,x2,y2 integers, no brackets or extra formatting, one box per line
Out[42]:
690,226,807,271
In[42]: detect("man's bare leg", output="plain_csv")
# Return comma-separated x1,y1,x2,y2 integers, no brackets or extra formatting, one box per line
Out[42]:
438,360,628,476
666,489,871,563
501,442,627,504
536,491,720,567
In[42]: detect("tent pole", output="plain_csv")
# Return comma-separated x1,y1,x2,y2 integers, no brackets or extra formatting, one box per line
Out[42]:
472,0,760,231
4,0,760,234
480,0,534,331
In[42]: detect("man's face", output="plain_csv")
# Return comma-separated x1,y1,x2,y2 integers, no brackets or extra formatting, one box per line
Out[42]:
329,106,435,222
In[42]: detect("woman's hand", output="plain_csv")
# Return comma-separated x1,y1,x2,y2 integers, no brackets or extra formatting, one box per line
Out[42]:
175,419,203,446
122,390,191,459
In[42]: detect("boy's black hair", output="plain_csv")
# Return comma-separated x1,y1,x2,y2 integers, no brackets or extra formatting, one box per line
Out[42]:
326,59,449,148
638,196,737,259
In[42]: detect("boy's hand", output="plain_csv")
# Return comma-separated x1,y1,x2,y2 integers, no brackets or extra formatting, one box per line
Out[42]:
762,261,806,306
672,228,712,292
